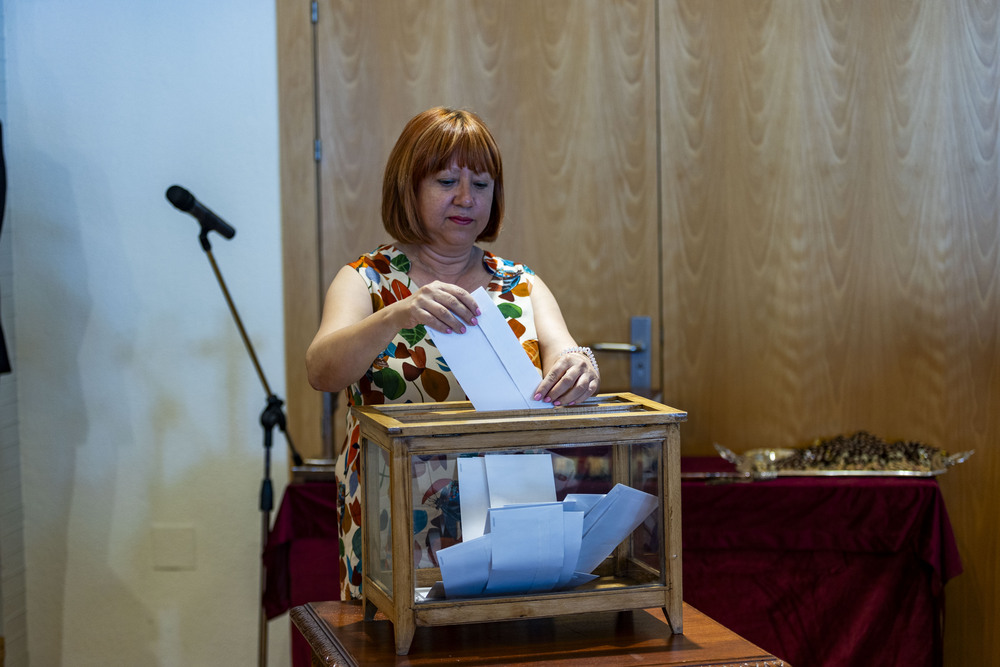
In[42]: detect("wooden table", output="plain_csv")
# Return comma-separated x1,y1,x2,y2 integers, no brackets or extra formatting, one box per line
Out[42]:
290,600,789,666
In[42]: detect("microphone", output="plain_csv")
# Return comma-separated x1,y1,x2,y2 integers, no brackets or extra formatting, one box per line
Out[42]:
166,185,236,240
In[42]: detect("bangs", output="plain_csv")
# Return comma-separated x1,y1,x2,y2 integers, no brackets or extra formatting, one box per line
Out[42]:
417,119,501,180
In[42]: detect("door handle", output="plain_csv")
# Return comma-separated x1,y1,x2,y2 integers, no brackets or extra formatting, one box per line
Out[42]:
591,342,645,353
586,316,652,392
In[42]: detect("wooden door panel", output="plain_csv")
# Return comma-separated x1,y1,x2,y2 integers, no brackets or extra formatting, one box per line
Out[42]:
315,0,661,413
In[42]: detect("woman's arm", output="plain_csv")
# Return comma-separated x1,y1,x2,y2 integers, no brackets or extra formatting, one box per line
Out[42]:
530,275,600,406
305,265,481,393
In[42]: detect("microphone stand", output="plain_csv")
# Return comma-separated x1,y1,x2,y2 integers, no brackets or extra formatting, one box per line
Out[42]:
193,226,304,667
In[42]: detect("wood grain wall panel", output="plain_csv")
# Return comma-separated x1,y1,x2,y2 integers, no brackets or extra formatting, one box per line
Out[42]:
278,0,324,461
658,1,998,663
660,0,827,449
932,2,1000,663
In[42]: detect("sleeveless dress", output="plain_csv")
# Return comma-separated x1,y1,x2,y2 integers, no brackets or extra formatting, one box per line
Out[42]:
335,243,541,600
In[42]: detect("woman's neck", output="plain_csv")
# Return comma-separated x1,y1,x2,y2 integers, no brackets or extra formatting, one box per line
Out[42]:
407,244,481,284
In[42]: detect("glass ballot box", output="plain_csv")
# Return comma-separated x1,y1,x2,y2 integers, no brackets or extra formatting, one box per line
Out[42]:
353,392,687,655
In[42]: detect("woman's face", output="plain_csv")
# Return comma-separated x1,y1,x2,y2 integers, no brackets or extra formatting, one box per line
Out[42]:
416,161,494,248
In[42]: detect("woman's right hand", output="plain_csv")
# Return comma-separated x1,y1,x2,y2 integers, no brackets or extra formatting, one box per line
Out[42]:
398,280,482,334
306,268,482,393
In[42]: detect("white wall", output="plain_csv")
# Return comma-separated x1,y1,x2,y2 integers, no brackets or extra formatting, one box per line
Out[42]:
3,1,291,665
1,4,26,665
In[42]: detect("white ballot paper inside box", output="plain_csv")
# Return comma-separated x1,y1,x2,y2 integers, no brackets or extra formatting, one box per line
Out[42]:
434,453,658,599
430,287,552,412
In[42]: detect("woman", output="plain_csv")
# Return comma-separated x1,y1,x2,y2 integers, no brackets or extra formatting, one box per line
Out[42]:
306,106,600,600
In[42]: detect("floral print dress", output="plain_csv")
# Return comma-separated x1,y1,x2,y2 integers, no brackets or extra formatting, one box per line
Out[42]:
335,243,541,600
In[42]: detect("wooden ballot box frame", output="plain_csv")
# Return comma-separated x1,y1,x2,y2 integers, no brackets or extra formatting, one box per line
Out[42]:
353,392,688,655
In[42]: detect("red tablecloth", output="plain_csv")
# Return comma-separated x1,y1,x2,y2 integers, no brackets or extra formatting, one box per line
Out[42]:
262,481,339,667
263,460,963,667
681,457,962,667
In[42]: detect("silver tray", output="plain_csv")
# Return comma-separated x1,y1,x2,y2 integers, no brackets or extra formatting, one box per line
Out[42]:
681,469,944,480
706,443,974,480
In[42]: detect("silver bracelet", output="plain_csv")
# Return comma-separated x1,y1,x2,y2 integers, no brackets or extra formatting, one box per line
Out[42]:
561,346,599,376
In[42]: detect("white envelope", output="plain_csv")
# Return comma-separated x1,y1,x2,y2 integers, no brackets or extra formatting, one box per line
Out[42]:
484,503,564,595
432,287,551,411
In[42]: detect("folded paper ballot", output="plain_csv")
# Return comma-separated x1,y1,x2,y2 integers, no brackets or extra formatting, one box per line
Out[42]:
431,287,552,411
574,484,659,573
457,454,557,541
435,453,658,599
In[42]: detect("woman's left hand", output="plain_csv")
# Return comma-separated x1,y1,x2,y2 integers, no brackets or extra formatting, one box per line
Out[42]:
533,351,600,406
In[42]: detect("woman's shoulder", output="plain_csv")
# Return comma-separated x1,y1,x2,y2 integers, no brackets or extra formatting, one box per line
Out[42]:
482,249,535,296
349,243,410,275
482,250,535,279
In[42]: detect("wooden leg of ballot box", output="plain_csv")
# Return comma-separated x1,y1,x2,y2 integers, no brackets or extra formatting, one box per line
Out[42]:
392,446,416,656
394,617,416,656
662,425,683,634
